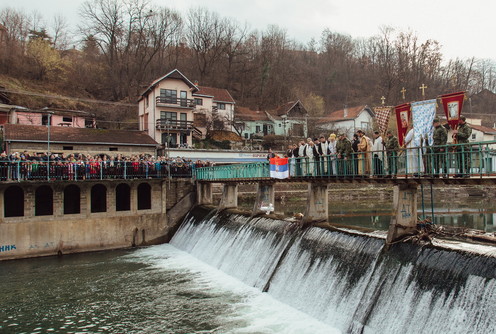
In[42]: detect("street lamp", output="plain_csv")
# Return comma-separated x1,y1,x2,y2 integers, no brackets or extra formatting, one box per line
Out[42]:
281,115,287,146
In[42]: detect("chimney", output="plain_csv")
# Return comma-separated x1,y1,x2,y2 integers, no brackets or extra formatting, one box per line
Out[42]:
343,106,348,118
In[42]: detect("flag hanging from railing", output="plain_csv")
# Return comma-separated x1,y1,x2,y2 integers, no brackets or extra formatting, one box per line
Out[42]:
269,157,289,179
374,106,393,136
412,99,437,146
440,91,465,130
394,103,411,147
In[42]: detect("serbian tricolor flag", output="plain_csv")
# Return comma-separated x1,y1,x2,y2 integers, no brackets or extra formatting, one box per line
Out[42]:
394,103,412,147
440,91,465,130
269,157,289,179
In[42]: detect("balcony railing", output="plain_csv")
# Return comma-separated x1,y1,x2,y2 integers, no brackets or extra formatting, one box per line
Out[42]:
155,96,195,108
156,119,194,131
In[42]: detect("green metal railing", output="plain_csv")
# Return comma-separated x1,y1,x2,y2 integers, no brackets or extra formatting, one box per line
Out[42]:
194,141,496,181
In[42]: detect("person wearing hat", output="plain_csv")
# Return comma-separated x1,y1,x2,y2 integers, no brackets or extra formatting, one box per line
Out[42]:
336,133,353,176
384,130,399,177
453,115,472,177
432,117,448,177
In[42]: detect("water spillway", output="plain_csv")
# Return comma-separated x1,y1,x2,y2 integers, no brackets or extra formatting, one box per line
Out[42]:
171,207,496,334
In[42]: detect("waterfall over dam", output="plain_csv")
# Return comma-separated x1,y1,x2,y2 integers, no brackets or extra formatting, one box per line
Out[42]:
171,207,496,334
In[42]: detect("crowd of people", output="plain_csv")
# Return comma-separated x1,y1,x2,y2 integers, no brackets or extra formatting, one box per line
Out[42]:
0,152,213,181
272,116,474,178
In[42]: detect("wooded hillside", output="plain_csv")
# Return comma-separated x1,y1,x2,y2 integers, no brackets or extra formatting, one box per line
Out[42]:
1,0,496,128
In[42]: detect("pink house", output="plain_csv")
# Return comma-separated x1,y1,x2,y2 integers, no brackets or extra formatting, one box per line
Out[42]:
0,105,96,128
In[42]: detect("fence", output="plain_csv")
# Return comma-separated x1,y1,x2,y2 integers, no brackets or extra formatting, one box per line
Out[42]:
0,160,195,181
195,141,496,181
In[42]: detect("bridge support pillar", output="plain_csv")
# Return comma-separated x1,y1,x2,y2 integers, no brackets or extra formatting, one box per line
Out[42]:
304,183,328,222
219,184,238,210
197,182,213,205
253,183,275,215
386,184,418,244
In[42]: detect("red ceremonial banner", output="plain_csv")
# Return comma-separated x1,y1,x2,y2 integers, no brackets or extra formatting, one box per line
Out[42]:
394,103,411,147
440,91,465,130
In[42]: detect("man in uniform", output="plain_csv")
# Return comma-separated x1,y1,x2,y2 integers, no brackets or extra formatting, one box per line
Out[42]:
336,133,353,177
432,118,448,177
453,116,472,177
384,130,399,178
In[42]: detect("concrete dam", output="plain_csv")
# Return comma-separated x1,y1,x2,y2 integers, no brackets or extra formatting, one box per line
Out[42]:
171,206,496,334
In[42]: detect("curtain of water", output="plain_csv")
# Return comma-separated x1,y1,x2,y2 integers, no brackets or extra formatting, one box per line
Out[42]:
171,208,496,334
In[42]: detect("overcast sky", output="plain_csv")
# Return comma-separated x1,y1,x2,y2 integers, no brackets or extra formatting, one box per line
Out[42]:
6,0,496,61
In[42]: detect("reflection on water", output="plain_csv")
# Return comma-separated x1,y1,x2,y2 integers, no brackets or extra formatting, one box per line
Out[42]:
237,194,496,233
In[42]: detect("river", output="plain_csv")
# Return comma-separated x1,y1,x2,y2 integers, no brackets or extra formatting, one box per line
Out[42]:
0,245,337,334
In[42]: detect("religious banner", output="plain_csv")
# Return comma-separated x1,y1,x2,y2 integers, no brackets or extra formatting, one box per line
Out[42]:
269,157,289,179
411,99,437,146
440,91,465,130
374,106,393,136
394,103,411,146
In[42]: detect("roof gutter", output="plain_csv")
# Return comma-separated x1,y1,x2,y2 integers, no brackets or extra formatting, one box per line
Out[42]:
4,139,158,147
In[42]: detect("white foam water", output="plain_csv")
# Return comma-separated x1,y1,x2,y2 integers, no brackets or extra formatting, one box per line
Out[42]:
171,209,496,334
131,244,340,334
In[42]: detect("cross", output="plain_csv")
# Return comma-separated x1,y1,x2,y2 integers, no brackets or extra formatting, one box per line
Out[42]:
400,87,406,100
380,96,386,105
419,84,428,97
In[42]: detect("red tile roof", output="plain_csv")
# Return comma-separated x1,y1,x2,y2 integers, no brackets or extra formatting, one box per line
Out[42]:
317,105,371,124
195,86,235,103
3,124,158,146
469,124,496,134
234,107,270,121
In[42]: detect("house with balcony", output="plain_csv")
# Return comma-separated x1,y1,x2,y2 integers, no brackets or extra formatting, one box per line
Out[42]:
138,69,236,150
317,105,375,137
234,101,308,140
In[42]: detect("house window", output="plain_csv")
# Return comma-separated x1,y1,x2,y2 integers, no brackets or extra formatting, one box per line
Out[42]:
256,125,261,133
180,113,187,121
194,98,203,106
244,133,249,139
161,111,177,120
361,122,369,130
471,133,476,140
63,146,73,150
109,147,118,151
62,116,72,122
146,96,149,107
217,103,226,110
160,89,177,103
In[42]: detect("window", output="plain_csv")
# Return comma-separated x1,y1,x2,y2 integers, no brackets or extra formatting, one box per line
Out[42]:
64,185,80,214
138,183,152,210
194,98,203,106
63,146,73,150
109,147,118,151
244,133,249,139
146,95,149,107
4,186,24,217
35,186,53,216
161,111,177,120
471,133,476,140
62,116,72,122
160,89,177,104
217,103,226,110
256,125,261,133
116,184,131,211
91,184,107,213
180,113,187,121
160,89,177,98
361,122,369,130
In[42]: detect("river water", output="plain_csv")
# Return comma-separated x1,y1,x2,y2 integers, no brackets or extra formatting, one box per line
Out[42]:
0,245,337,334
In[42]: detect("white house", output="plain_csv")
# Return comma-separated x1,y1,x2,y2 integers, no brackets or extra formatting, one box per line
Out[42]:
317,105,375,137
138,69,235,150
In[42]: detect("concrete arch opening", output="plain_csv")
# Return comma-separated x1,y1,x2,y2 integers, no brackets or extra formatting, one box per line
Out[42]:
116,183,131,211
91,184,107,213
35,185,53,216
64,184,81,214
4,185,24,217
137,183,151,210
